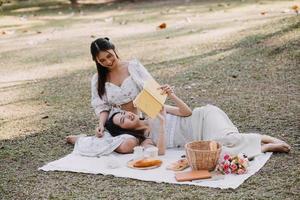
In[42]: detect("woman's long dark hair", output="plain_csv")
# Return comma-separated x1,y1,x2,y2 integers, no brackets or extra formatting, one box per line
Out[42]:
90,37,119,98
105,112,146,141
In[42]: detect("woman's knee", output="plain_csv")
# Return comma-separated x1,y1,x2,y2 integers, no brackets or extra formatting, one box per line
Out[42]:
115,138,138,153
203,104,229,118
204,104,221,112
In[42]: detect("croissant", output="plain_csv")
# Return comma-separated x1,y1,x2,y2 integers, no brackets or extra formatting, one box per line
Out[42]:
133,158,162,168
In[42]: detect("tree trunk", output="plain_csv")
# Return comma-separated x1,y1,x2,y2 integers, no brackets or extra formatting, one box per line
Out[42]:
70,0,78,6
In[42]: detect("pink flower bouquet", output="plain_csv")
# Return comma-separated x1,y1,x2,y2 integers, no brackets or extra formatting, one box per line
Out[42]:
216,153,249,175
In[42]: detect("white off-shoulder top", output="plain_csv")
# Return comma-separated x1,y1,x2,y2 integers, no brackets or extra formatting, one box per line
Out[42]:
91,59,153,117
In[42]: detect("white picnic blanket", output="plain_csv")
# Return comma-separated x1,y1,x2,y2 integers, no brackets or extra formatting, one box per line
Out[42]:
39,149,272,189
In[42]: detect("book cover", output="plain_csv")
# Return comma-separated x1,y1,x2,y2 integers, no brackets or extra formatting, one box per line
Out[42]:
175,170,212,182
133,79,167,118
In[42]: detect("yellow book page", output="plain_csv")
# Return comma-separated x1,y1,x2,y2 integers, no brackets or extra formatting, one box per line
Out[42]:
143,79,167,105
133,90,162,118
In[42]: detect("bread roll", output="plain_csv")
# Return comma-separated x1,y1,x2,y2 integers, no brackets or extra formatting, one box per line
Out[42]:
133,158,162,168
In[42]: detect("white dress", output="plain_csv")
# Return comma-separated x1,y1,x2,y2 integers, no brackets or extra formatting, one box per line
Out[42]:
149,104,262,158
72,133,135,157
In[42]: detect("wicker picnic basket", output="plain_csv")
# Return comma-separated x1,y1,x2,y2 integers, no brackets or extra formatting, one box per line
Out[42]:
185,141,221,171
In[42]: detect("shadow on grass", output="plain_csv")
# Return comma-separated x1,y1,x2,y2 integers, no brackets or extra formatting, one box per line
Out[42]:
0,14,298,137
148,16,299,73
1,15,298,140
235,19,300,49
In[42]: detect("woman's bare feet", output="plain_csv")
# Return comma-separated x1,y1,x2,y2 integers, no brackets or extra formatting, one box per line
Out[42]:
262,143,291,153
261,135,287,144
261,134,291,152
65,135,79,145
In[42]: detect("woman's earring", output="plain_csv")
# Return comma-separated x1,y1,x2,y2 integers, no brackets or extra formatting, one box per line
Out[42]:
95,58,100,65
139,112,145,120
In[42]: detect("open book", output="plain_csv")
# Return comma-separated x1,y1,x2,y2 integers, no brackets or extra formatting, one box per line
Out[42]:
133,79,167,118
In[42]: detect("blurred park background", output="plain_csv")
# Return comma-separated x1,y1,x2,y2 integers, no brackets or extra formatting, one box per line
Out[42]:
0,0,299,199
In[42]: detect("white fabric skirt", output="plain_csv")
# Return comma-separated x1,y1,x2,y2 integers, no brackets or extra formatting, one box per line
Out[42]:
190,105,262,158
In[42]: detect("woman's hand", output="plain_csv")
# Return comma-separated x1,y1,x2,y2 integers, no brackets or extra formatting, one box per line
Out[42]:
95,123,105,138
159,84,174,97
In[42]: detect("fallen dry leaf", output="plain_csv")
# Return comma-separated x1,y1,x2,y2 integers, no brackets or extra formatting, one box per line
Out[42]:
119,20,128,25
291,5,299,11
281,9,290,13
158,23,167,29
291,5,299,14
104,17,114,23
185,17,191,23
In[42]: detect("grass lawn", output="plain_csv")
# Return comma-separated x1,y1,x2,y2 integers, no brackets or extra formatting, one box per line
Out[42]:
0,0,299,199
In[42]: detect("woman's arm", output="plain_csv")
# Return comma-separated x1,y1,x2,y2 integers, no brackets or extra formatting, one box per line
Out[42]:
140,138,155,149
96,111,109,137
159,85,192,117
91,74,111,116
91,74,111,137
156,108,166,155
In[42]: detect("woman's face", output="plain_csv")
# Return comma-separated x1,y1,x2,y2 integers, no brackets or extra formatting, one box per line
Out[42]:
112,111,140,129
96,49,119,69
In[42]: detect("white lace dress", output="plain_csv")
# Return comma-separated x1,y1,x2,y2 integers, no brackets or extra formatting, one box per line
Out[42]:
72,133,136,157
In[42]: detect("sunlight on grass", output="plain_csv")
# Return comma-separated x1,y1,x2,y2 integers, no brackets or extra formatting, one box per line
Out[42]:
0,103,49,140
11,6,42,13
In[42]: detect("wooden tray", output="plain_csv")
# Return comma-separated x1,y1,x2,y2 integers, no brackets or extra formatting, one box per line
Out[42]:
127,159,162,170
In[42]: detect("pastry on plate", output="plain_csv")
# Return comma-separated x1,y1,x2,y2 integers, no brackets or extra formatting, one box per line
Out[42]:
133,158,162,168
166,158,189,171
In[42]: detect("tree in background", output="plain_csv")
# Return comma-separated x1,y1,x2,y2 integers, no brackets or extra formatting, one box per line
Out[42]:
70,0,78,7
